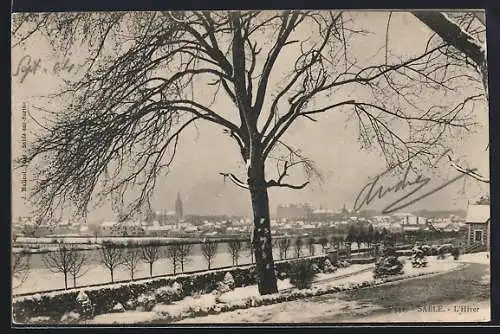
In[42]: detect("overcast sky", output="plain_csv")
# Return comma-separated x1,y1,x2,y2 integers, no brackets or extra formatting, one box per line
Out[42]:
11,11,489,222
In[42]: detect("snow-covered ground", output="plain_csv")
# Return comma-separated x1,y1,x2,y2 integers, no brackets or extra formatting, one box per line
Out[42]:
87,255,469,324
174,257,487,324
87,264,374,324
457,251,490,265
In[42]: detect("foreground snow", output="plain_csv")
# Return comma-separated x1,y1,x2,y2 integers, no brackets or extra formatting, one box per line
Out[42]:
457,252,490,265
87,257,466,324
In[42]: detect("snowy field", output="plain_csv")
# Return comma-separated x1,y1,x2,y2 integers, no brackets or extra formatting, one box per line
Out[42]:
13,244,330,294
87,255,473,324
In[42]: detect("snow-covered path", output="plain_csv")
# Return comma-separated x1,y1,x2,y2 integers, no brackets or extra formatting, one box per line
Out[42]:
86,253,486,324
173,253,489,324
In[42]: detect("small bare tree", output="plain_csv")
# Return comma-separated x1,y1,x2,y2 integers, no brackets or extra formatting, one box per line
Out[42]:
277,238,291,260
246,240,254,264
141,242,163,277
318,236,329,254
178,242,193,273
68,249,88,288
100,242,124,283
42,242,75,289
12,250,31,290
165,243,180,275
227,240,243,266
201,240,218,270
307,237,316,256
122,246,142,280
294,237,304,258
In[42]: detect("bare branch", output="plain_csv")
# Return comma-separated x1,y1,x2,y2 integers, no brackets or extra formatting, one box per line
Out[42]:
447,155,489,183
219,172,249,189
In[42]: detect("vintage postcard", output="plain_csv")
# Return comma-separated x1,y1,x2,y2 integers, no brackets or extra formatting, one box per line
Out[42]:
11,9,490,325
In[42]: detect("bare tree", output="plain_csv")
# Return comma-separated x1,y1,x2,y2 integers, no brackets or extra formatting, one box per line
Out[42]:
100,242,124,283
122,246,142,280
42,243,75,289
178,242,193,272
201,239,218,270
227,239,243,266
410,11,489,182
68,249,88,288
307,237,316,256
411,11,486,79
318,235,329,254
294,237,304,258
165,243,180,275
141,242,163,277
12,250,31,290
246,240,254,264
277,238,291,260
16,10,484,295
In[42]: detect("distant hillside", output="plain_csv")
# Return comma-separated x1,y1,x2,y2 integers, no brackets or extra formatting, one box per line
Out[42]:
411,209,466,219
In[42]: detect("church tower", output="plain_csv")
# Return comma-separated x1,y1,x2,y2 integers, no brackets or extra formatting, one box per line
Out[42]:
175,191,183,221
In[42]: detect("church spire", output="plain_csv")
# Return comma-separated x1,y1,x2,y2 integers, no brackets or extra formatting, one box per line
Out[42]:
175,191,183,220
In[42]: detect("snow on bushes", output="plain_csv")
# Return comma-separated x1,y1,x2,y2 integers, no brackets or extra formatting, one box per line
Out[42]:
111,303,125,313
288,261,317,290
216,281,232,294
154,285,182,305
322,259,337,273
76,291,94,320
223,272,235,290
13,255,329,323
60,311,80,324
136,293,156,311
142,270,443,324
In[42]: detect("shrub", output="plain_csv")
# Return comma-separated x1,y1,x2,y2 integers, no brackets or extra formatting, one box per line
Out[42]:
172,282,183,296
223,272,235,290
310,263,320,274
154,286,177,304
75,291,94,320
322,259,337,273
288,261,317,290
451,247,460,260
136,293,156,311
124,298,137,310
374,256,403,278
216,281,231,294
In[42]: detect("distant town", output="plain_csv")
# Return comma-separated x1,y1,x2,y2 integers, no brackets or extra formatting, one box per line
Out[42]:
13,191,470,240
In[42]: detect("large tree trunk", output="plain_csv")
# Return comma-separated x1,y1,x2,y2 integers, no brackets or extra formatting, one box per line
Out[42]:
248,160,278,295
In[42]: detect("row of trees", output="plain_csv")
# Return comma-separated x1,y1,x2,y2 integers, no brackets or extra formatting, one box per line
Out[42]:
22,225,462,291
37,239,248,289
36,236,324,290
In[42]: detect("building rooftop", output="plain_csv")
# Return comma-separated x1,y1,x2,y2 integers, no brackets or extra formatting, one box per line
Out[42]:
466,204,490,224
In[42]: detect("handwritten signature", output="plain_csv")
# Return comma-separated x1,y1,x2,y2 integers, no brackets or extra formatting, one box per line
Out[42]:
353,150,476,214
12,55,80,83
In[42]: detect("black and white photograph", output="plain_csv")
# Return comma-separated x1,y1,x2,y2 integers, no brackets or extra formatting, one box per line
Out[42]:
11,9,490,324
